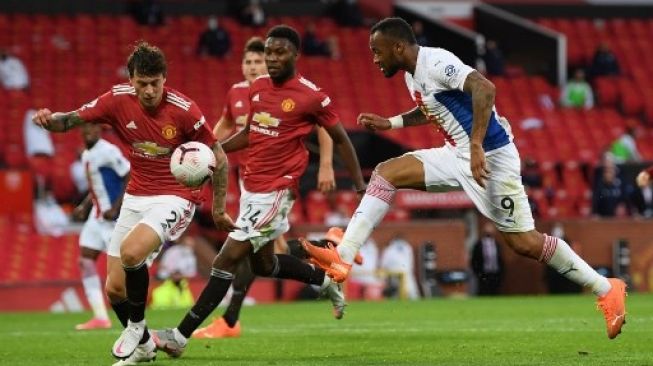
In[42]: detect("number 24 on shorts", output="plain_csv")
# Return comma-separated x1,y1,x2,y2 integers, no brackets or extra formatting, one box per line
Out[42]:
242,204,261,226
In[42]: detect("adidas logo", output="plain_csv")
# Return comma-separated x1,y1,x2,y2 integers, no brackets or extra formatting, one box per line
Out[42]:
252,94,260,102
126,121,138,129
235,100,243,108
50,287,84,313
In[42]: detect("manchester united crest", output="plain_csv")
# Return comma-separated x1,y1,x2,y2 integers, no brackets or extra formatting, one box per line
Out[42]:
162,124,177,139
281,98,295,112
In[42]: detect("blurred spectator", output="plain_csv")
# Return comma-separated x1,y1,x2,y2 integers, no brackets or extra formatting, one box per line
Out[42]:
412,20,430,46
324,192,350,227
591,162,627,217
332,0,363,27
610,127,641,164
380,234,420,299
483,40,505,76
470,222,504,296
240,0,266,27
589,42,620,79
349,238,383,299
522,157,543,188
151,237,198,309
560,69,594,109
0,48,29,90
130,0,164,26
545,223,582,294
197,16,232,58
630,168,653,218
23,109,54,157
157,236,198,280
302,22,340,60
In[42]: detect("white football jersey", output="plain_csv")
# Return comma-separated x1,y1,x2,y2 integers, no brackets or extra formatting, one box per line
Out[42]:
81,139,130,220
404,47,513,155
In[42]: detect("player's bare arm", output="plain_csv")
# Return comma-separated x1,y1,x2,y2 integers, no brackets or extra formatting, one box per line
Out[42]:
213,114,236,141
221,122,250,153
32,109,85,132
72,194,93,221
323,122,366,193
211,142,237,232
317,126,336,193
103,172,130,221
357,107,427,131
463,70,496,188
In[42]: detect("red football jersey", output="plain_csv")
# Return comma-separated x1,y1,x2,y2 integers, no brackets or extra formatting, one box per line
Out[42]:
242,74,339,192
221,80,251,167
77,84,217,202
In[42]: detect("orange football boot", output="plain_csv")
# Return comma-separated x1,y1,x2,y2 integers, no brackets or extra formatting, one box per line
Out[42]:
192,317,241,339
323,227,363,265
597,278,627,339
75,318,111,330
301,238,351,283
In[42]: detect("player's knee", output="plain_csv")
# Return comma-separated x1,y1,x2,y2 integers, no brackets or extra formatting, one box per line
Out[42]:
374,161,396,185
119,245,144,267
504,232,541,259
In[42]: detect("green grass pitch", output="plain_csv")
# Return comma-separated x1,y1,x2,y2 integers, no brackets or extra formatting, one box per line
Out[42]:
0,294,650,366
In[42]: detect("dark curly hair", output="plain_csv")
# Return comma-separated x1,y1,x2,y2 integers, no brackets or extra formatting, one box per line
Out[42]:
127,41,167,78
266,25,301,51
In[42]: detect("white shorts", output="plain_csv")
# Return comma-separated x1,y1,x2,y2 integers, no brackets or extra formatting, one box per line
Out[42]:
228,188,295,252
407,143,534,233
79,214,115,252
108,194,195,258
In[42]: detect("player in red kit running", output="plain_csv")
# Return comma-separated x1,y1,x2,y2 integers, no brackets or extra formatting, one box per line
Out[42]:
195,37,337,339
32,42,235,365
154,25,366,357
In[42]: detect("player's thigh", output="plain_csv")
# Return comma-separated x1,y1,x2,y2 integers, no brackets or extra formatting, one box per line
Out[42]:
119,223,162,265
214,236,253,273
375,154,426,190
457,144,535,233
229,189,294,253
108,206,143,259
248,241,276,276
399,147,461,192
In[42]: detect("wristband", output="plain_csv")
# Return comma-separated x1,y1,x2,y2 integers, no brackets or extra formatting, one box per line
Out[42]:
388,115,404,129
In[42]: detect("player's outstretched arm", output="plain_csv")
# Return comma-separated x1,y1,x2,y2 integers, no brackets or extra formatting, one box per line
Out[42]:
221,122,250,153
324,122,366,193
358,107,427,131
316,126,336,193
32,109,85,132
213,114,236,141
464,71,496,188
210,142,237,232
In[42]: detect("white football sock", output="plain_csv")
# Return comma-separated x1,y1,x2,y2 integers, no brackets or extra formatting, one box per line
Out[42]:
337,172,395,264
80,258,109,320
540,234,611,296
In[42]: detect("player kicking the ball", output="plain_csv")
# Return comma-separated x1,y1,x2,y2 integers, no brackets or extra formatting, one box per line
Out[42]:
303,17,627,340
32,41,235,365
154,25,366,358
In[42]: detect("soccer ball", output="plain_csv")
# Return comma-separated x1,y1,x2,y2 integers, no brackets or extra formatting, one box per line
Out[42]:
170,141,216,187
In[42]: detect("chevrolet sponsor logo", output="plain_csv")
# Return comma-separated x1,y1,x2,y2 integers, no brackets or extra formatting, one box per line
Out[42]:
133,141,171,157
252,112,280,128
